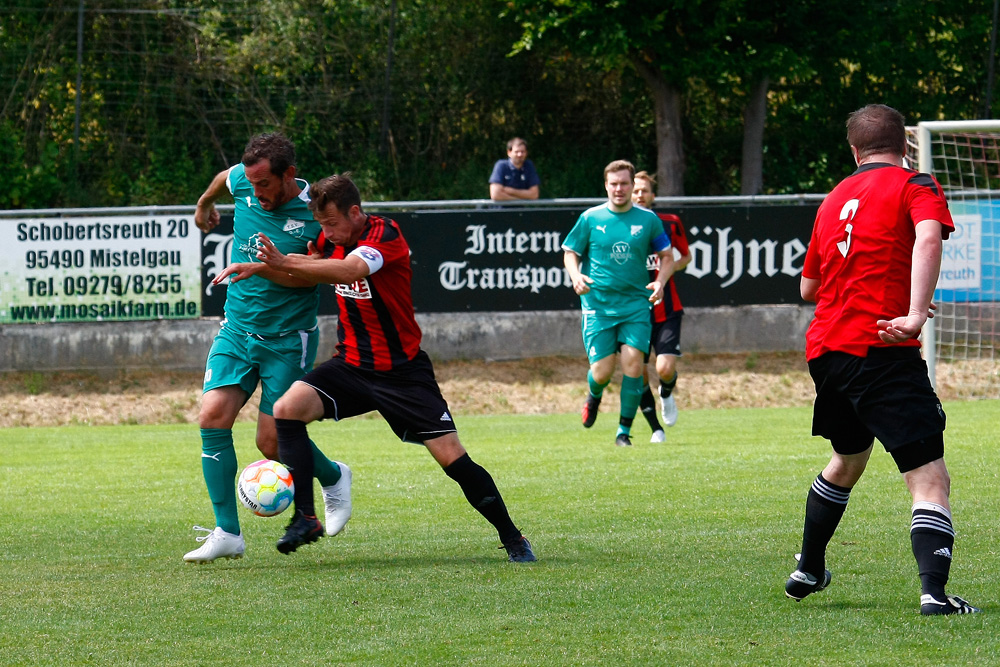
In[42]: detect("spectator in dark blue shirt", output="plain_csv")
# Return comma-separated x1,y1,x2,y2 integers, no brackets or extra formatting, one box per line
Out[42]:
489,137,540,201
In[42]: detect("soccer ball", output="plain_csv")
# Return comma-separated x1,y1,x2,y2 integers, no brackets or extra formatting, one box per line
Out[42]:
238,459,295,517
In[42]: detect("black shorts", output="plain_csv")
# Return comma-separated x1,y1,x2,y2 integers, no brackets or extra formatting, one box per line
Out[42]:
808,347,946,464
650,313,683,358
299,350,457,444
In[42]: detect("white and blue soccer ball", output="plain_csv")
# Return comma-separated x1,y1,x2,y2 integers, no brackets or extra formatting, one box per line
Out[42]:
238,459,294,517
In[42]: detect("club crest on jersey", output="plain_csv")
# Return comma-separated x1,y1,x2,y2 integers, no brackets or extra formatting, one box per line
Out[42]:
611,241,632,265
646,254,660,271
336,277,372,300
283,219,306,237
631,225,643,237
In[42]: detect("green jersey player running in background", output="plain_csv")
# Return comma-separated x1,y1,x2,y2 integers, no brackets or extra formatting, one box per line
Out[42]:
563,159,675,447
184,133,352,563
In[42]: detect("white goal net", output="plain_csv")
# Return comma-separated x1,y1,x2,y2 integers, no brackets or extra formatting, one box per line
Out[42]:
906,120,1000,397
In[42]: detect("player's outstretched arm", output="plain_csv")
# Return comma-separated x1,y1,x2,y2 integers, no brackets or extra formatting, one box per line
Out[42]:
255,233,370,285
212,262,264,285
210,236,320,288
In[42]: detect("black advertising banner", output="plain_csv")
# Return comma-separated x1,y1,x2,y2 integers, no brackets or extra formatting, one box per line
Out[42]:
400,208,582,312
672,204,817,307
200,216,234,318
200,204,818,316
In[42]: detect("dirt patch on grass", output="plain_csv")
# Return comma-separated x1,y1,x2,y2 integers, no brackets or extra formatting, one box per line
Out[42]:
0,352,996,428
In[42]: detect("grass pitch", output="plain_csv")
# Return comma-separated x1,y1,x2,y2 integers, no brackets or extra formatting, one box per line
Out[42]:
2,402,998,665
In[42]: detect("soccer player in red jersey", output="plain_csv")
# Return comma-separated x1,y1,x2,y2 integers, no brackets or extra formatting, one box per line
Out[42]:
214,173,536,562
785,104,978,615
632,171,692,440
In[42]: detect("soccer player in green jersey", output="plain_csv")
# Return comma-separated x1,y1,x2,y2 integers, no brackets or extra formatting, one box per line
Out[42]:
563,160,675,447
183,133,352,563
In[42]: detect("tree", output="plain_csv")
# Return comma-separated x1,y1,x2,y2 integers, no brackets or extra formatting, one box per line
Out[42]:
506,0,717,195
504,1,827,195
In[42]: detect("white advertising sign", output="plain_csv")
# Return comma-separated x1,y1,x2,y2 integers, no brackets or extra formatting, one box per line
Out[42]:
0,215,202,323
938,213,981,290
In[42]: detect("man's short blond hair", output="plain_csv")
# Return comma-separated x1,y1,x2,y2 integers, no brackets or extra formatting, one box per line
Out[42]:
604,159,635,181
634,170,656,186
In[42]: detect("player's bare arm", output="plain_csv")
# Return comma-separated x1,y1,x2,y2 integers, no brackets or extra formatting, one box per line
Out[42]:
212,237,323,287
194,169,230,234
563,250,593,295
255,232,370,285
674,250,693,273
800,276,819,303
211,260,316,287
876,219,944,343
647,248,675,303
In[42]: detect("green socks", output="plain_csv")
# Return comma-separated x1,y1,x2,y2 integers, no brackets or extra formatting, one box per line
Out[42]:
618,374,644,435
199,428,240,536
587,369,609,399
311,440,342,488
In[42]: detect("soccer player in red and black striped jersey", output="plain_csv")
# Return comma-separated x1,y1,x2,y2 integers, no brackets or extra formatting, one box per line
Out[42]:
632,171,692,441
785,104,977,615
217,173,536,562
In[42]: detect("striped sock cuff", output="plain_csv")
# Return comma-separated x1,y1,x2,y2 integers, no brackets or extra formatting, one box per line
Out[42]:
911,501,955,537
811,474,851,506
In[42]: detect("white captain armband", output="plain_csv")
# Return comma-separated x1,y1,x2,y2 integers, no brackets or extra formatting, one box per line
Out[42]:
350,245,385,274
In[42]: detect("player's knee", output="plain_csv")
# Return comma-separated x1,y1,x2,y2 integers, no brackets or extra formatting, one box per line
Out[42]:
656,356,676,379
256,438,278,460
272,397,296,421
590,368,613,385
198,402,235,430
827,445,873,487
199,387,243,429
426,433,467,468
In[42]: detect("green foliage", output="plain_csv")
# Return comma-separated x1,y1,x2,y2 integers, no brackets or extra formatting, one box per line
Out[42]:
0,1,997,206
2,403,998,664
0,122,63,208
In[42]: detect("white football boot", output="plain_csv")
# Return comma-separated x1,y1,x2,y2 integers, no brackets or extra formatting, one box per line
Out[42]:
660,394,678,427
322,462,353,536
183,526,245,563
650,429,666,443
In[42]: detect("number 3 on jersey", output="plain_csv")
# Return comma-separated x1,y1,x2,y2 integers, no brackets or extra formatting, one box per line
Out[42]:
837,199,859,257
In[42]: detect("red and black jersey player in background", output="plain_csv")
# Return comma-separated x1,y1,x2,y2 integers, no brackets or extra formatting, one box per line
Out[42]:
214,172,536,562
632,171,692,442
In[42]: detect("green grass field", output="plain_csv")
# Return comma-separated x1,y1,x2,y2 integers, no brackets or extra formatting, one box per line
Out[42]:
3,402,998,666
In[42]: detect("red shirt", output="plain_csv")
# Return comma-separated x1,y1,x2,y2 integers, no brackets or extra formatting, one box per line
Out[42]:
803,163,954,360
647,213,690,321
317,215,422,370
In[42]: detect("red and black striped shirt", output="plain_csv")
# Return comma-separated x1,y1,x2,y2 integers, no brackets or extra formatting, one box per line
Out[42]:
646,212,690,321
317,215,422,370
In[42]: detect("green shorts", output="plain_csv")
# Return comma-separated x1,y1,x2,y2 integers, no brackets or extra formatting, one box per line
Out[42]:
203,322,319,415
581,311,652,364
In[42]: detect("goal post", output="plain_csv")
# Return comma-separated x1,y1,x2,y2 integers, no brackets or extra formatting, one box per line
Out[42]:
906,120,1000,397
